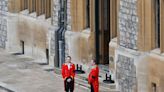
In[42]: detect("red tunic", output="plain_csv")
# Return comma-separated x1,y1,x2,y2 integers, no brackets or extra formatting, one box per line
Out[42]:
62,63,75,79
88,65,99,92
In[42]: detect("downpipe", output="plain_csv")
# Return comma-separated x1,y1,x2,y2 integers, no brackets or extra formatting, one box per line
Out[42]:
56,0,67,68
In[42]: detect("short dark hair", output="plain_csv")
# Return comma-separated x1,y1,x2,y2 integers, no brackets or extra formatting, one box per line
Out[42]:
92,59,97,64
67,56,71,59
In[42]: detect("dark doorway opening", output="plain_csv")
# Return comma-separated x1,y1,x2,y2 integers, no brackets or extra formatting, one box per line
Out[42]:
46,49,49,65
102,0,110,64
97,0,110,64
152,83,157,92
95,0,100,64
21,40,24,54
86,0,90,28
155,0,160,48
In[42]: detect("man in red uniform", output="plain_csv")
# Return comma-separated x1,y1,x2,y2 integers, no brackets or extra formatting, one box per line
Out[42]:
62,56,75,92
88,59,99,92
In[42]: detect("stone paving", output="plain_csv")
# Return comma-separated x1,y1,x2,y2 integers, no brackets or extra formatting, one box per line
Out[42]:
0,50,89,92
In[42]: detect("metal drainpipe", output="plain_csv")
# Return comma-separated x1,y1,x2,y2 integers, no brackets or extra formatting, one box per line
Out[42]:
61,0,67,66
57,0,67,68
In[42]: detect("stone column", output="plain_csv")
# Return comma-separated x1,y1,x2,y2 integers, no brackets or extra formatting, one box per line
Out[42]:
50,0,60,52
49,0,60,67
115,0,139,92
65,0,72,57
115,48,139,92
0,0,8,49
67,0,71,31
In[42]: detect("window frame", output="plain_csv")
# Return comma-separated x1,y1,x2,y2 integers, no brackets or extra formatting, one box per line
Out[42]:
138,0,164,52
45,0,51,18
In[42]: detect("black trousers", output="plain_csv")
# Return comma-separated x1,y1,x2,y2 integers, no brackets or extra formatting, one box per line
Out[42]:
64,77,74,92
91,84,94,92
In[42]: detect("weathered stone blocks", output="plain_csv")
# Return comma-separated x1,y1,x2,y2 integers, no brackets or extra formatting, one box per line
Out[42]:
116,54,137,92
0,0,8,48
119,0,138,50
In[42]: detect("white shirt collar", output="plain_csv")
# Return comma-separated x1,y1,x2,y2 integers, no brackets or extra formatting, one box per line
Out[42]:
67,63,71,70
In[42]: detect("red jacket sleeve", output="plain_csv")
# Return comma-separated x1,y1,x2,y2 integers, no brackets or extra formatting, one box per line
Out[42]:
71,64,75,78
62,64,65,79
88,68,98,84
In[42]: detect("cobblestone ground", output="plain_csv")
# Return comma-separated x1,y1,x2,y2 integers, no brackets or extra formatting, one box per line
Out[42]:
0,50,89,92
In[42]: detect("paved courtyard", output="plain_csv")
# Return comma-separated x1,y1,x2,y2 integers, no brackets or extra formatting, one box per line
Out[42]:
0,50,89,92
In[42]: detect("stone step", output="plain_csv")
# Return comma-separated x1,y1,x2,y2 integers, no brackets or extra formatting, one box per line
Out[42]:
53,67,120,92
75,73,116,89
75,76,119,92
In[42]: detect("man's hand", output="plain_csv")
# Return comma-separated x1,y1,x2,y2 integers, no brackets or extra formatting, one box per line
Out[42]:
67,78,72,82
71,76,74,79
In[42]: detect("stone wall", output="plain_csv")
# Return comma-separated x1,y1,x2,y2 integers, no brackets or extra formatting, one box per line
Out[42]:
116,0,139,91
119,0,138,50
116,54,137,92
0,0,8,48
64,0,95,68
50,0,60,55
67,0,71,31
65,0,72,57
